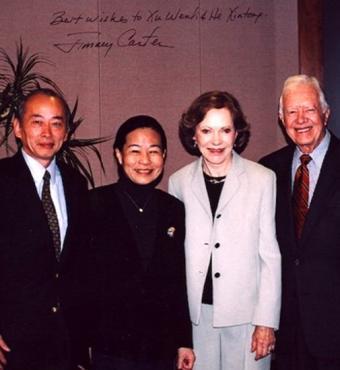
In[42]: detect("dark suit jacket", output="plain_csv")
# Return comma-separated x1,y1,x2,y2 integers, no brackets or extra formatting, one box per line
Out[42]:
260,134,340,358
0,151,89,369
88,183,192,361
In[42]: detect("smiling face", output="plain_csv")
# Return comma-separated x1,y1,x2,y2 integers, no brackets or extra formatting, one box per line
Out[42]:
115,127,165,185
193,108,237,176
281,83,329,154
13,93,68,167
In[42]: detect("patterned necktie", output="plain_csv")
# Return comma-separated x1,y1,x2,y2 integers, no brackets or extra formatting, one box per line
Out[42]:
41,171,61,261
292,154,312,239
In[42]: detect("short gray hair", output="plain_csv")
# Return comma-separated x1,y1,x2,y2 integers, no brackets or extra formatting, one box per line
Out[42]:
278,74,329,117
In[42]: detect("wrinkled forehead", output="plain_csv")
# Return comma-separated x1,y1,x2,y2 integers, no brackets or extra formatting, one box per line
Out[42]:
21,93,68,123
283,83,320,107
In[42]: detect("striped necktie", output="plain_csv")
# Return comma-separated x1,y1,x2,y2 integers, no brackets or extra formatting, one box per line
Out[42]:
292,154,312,239
41,170,61,261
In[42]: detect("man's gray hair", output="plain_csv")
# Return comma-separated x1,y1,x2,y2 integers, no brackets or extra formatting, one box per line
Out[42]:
278,74,329,118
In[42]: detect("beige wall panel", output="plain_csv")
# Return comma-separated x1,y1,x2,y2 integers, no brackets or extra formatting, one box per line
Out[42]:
0,0,298,188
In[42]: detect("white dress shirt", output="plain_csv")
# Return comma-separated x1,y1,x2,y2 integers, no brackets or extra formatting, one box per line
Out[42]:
22,150,68,249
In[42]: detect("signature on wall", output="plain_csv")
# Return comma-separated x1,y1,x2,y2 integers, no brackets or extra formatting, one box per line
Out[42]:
50,5,266,57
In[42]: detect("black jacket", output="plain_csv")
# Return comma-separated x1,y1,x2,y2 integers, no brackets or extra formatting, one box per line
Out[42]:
88,183,192,361
0,151,89,369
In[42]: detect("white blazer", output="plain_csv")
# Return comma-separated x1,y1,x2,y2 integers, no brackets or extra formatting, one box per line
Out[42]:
169,152,281,329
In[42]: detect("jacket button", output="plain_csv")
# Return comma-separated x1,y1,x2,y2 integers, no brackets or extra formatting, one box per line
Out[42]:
216,214,221,219
214,272,221,278
294,258,300,266
215,243,220,248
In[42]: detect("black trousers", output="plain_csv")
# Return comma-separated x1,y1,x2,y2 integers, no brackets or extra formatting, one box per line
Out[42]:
5,314,72,370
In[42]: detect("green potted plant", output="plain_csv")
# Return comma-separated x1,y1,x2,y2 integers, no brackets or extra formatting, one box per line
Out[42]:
0,40,108,187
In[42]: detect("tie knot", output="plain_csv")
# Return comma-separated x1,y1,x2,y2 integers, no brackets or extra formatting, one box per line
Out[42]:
300,154,312,166
43,170,51,183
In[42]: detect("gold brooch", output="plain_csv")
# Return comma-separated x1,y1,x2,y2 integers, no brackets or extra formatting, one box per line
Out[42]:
167,226,176,238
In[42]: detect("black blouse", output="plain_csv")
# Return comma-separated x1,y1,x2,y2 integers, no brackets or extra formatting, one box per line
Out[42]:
201,172,226,305
116,175,158,270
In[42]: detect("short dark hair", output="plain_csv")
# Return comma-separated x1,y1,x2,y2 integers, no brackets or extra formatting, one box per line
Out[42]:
179,91,250,156
113,115,167,153
16,88,71,128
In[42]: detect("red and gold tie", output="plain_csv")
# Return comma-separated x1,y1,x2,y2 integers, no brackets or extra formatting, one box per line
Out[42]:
292,154,312,239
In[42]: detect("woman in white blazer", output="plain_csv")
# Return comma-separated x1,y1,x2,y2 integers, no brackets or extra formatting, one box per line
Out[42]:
169,91,281,370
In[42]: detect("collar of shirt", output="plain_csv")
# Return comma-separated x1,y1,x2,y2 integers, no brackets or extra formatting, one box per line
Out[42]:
292,130,330,171
21,149,58,195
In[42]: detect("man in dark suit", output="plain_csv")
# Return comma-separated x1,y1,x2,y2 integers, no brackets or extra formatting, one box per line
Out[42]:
0,89,88,370
260,75,340,370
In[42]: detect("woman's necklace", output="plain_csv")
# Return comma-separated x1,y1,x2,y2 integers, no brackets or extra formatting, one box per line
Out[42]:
123,191,152,213
202,158,229,183
204,174,226,184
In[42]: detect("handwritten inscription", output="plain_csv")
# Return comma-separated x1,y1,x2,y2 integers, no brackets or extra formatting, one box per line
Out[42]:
50,6,266,26
226,6,263,23
50,10,128,25
49,4,267,56
146,7,222,23
53,28,172,56
53,32,113,56
117,27,174,48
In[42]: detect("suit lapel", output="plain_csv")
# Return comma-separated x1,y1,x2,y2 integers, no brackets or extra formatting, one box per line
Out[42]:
14,152,48,228
59,164,72,228
190,153,244,219
270,146,297,249
56,163,76,261
301,136,340,244
142,191,175,273
216,152,243,215
191,158,213,221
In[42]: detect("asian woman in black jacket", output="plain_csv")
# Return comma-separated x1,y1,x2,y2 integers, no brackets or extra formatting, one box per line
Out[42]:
88,115,194,370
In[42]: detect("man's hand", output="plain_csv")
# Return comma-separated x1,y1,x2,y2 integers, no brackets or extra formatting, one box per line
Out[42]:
251,325,275,361
177,347,195,370
0,335,10,369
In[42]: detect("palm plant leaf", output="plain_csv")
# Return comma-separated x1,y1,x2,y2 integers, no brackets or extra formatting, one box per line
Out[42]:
0,40,63,148
57,96,111,187
58,136,110,188
58,135,110,186
0,40,110,187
